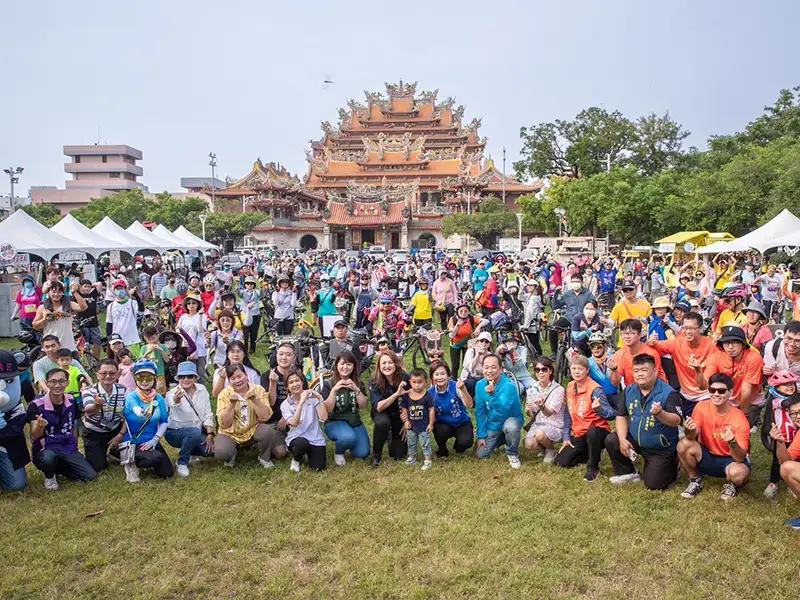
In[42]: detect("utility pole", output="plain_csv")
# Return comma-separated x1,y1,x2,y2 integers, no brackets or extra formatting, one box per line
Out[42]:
502,147,506,204
3,167,23,211
199,213,207,241
516,213,524,252
606,153,611,173
208,153,217,213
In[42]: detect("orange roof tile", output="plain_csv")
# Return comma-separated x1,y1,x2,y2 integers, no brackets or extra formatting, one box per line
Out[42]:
328,201,406,226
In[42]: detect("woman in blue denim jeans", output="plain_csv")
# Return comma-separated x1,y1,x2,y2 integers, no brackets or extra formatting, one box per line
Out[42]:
320,351,371,466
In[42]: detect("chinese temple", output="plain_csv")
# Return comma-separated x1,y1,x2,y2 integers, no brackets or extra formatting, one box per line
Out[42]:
211,81,540,251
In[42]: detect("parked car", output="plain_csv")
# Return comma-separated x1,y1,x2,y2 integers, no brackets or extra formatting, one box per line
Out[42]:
388,250,410,264
418,248,433,259
368,245,387,261
219,253,244,273
468,249,492,262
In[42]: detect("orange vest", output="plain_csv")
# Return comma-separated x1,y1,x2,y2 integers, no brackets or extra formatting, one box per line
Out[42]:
566,377,610,437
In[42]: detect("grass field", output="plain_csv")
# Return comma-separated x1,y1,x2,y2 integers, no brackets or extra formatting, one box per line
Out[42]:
1,326,798,600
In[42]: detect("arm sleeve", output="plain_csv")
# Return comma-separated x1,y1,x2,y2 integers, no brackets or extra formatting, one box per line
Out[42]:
663,390,681,414
593,388,616,420
562,406,572,442
280,401,294,422
653,339,676,356
369,383,382,409
475,390,488,439
616,387,629,416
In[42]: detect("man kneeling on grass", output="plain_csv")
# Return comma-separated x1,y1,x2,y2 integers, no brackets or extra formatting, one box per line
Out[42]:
769,395,800,529
677,373,751,500
475,354,523,469
604,354,681,490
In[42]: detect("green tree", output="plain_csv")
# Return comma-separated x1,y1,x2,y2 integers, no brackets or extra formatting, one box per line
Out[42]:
20,204,63,227
71,189,155,228
192,212,266,243
631,112,690,175
441,197,517,248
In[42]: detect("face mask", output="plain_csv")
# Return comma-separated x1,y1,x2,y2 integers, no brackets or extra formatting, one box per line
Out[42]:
115,289,128,299
570,282,582,292
224,267,230,272
584,309,597,320
23,281,33,291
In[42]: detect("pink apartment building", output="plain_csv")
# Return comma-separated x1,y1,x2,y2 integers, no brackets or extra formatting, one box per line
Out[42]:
31,144,147,213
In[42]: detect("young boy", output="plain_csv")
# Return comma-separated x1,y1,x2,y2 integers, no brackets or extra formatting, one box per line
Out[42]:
138,326,170,395
400,368,435,471
56,348,89,396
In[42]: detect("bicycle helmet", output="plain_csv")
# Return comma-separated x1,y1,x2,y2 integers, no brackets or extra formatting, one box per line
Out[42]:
158,298,172,309
203,274,216,285
132,359,157,376
188,272,201,282
768,370,799,387
175,279,189,295
17,329,36,345
588,332,607,346
674,299,691,313
720,284,746,299
379,291,394,304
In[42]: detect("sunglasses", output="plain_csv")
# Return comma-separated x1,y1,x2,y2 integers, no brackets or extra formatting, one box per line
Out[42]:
478,339,491,344
135,375,155,382
534,367,551,373
177,375,196,380
708,387,729,395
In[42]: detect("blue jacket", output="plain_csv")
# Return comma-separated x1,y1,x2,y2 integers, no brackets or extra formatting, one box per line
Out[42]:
430,381,471,427
475,375,523,439
589,354,619,397
623,378,679,452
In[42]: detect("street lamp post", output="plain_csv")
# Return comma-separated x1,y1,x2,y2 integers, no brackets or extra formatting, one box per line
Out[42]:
199,213,207,241
3,167,23,211
208,153,217,212
554,207,566,238
502,147,507,204
516,212,524,252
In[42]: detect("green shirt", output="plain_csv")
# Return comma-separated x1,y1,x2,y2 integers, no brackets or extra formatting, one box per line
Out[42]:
139,343,169,377
159,286,178,301
322,379,363,427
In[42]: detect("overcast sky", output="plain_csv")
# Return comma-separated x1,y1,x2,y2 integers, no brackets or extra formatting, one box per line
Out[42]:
4,0,799,195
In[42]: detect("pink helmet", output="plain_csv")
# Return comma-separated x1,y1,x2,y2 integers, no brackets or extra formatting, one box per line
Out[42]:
768,370,799,387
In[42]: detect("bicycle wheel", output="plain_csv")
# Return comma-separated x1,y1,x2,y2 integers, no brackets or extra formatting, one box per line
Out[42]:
503,369,521,396
82,351,100,377
412,345,424,370
554,343,568,385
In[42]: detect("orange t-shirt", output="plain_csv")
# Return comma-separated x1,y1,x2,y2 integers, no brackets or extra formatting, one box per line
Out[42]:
653,335,716,400
702,348,764,407
616,343,667,387
788,435,800,460
691,400,750,456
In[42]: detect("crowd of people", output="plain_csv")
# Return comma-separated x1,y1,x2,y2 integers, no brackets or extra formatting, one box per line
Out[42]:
2,246,800,530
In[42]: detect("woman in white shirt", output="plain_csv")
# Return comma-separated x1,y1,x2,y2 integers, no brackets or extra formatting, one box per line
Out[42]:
177,295,209,385
523,356,566,464
211,341,260,398
459,331,493,398
164,361,215,477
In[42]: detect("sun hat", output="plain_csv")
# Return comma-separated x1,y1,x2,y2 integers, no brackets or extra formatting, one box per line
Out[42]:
743,301,768,321
717,326,747,347
651,296,672,310
176,361,198,378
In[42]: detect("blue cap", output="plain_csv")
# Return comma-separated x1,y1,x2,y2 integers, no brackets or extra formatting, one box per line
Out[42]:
176,361,198,378
132,359,157,376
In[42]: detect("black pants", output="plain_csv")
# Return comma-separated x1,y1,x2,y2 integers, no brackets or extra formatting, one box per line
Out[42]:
770,445,781,484
661,357,681,391
371,410,407,461
438,305,455,330
33,450,96,482
604,432,678,491
463,376,479,399
449,346,467,378
276,318,294,336
243,314,261,353
414,318,432,328
555,426,608,471
524,331,543,358
83,424,123,472
548,317,570,357
289,437,327,471
134,444,174,478
433,421,474,457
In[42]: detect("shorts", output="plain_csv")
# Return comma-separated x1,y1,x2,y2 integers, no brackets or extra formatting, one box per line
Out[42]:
267,421,288,447
80,325,103,346
526,424,561,443
698,447,750,479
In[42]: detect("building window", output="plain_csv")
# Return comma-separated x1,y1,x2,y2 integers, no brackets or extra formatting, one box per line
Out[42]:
74,156,81,164
102,155,107,163
109,172,120,178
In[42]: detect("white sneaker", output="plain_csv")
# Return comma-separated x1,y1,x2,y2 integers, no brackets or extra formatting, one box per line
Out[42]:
258,457,275,469
176,464,190,478
334,454,347,466
764,483,780,501
223,459,236,468
421,459,433,471
543,449,557,464
609,471,641,485
44,476,59,490
188,456,201,465
508,455,522,469
124,463,141,483
290,459,301,472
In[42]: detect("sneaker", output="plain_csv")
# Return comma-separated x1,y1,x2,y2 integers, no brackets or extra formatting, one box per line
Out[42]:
421,459,432,471
764,483,780,501
188,456,201,465
290,459,301,473
508,455,522,469
784,517,800,529
583,469,599,482
44,476,59,490
405,456,418,466
257,457,275,469
107,450,121,464
334,454,347,467
371,455,381,468
224,458,236,468
721,483,740,500
543,449,557,464
609,471,641,486
681,476,704,499
176,464,190,478
124,463,141,483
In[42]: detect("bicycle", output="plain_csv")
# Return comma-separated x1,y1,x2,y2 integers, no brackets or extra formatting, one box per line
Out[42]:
398,325,447,370
73,317,100,377
542,311,571,384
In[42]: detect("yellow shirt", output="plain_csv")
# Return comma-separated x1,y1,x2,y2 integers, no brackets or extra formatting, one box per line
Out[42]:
410,290,433,321
216,384,271,443
716,309,748,333
715,264,735,290
610,298,652,348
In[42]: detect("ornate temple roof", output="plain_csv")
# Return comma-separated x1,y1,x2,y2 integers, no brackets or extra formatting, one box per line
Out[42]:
227,159,301,191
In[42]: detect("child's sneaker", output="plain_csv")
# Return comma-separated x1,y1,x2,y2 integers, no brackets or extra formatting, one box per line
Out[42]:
405,456,417,466
421,459,432,471
508,455,521,469
290,459,301,473
764,482,779,501
583,468,599,482
784,517,800,529
334,454,347,467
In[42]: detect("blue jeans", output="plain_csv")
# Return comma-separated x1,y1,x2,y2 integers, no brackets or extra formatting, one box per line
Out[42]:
0,452,26,491
165,427,208,466
407,429,432,459
477,417,521,458
324,421,371,458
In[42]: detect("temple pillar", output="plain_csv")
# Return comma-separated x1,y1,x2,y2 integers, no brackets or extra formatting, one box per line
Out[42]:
401,222,408,248
322,223,330,250
345,228,353,250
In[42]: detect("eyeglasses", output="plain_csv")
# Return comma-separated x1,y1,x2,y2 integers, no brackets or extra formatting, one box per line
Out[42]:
47,379,68,386
533,367,550,373
135,375,155,383
708,387,729,396
789,410,800,419
98,371,117,377
478,340,491,344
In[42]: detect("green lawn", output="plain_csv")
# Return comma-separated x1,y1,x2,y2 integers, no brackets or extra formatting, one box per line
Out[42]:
0,325,798,599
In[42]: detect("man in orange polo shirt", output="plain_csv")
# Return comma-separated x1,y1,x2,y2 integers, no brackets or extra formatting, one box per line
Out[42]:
609,319,666,389
695,325,764,425
648,311,716,418
770,395,800,528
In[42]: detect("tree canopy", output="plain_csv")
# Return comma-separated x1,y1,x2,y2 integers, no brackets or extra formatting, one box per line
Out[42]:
20,204,63,228
442,197,518,248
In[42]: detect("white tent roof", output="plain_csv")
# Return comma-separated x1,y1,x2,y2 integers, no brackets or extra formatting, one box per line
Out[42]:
172,225,217,250
761,230,800,252
126,221,173,253
0,210,95,260
92,217,163,254
697,240,733,254
51,214,130,255
151,224,189,250
703,209,800,254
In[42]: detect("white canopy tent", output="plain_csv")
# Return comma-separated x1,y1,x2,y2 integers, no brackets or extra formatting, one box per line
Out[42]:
151,224,190,250
51,214,130,255
697,209,800,254
172,225,217,250
92,217,164,255
761,230,800,252
126,221,173,254
0,210,95,260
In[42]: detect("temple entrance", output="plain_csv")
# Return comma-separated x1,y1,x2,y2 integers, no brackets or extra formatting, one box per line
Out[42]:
300,234,318,251
390,232,400,248
361,229,375,246
417,233,436,248
335,232,345,249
